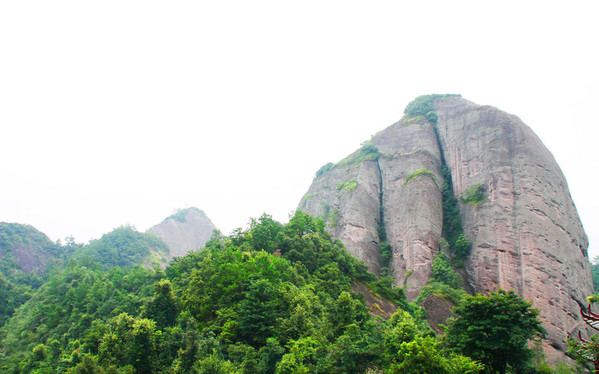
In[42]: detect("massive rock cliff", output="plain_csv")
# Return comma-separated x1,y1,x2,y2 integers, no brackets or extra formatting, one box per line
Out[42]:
149,207,216,258
298,95,593,360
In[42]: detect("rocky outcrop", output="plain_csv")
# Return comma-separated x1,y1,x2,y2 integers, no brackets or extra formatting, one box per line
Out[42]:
0,222,63,276
149,208,216,258
298,95,593,361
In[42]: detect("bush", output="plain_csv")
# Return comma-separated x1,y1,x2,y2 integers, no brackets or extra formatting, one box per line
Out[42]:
404,169,436,185
460,184,486,206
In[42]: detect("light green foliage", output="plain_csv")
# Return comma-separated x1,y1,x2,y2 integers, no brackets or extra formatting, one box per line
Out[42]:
404,168,436,185
316,142,381,179
336,180,358,197
404,94,461,125
336,141,380,168
460,184,487,206
166,207,205,223
300,193,316,204
79,226,169,269
416,252,466,306
445,289,546,374
383,310,483,373
430,253,462,289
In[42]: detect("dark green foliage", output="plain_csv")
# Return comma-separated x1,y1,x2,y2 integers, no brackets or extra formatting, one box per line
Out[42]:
380,241,392,271
315,162,335,178
461,184,487,206
590,257,599,292
144,279,178,327
78,226,169,269
445,289,546,374
440,166,471,264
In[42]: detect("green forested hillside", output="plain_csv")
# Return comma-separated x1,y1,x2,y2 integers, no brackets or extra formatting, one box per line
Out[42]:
0,213,564,373
0,223,70,327
76,225,170,269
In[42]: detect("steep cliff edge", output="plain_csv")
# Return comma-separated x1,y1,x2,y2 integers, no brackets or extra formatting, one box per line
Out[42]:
298,95,593,361
149,207,216,258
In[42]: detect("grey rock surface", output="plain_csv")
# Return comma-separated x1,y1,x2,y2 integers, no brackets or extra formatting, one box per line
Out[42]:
149,208,216,258
298,95,593,361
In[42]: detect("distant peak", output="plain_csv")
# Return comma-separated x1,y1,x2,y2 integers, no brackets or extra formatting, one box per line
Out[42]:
165,207,206,223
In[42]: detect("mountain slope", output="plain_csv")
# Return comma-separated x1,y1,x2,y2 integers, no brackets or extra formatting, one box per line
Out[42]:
298,94,593,360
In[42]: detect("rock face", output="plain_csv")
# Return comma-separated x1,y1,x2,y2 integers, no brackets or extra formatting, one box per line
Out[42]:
298,95,593,361
0,222,63,275
149,208,216,258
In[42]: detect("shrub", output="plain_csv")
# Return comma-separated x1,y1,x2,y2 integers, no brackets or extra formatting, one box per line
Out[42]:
404,169,435,185
460,184,486,206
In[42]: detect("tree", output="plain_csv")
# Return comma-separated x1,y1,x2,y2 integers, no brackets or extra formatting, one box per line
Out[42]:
445,289,546,374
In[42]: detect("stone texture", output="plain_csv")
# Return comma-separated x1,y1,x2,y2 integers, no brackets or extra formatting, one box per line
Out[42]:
434,96,593,360
149,208,216,258
298,95,593,361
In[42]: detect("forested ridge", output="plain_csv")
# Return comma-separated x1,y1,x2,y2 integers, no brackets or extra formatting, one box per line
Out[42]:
0,213,576,373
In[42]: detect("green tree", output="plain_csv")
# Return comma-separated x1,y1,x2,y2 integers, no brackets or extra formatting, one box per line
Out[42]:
145,279,178,327
445,289,546,374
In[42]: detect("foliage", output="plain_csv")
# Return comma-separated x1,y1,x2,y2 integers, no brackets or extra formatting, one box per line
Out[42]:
333,142,381,170
461,184,487,206
337,180,358,196
404,94,461,125
590,257,599,292
440,166,471,265
380,242,392,273
78,226,169,269
0,222,69,327
404,168,436,185
315,162,335,179
430,253,462,290
327,208,339,229
0,211,557,373
444,289,546,374
166,207,205,223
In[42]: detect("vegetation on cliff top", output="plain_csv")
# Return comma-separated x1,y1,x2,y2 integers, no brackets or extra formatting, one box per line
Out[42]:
166,207,206,223
314,142,380,179
404,94,461,125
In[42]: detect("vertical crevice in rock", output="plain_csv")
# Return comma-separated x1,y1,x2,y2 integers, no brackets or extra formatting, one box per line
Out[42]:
376,158,391,276
430,105,473,292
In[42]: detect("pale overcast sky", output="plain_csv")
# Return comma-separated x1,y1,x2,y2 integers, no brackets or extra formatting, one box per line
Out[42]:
1,1,598,258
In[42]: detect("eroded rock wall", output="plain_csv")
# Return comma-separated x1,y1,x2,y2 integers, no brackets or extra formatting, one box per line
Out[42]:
434,96,593,358
298,95,593,360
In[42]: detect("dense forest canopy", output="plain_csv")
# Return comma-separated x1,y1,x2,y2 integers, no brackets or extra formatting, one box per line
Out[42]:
0,213,581,373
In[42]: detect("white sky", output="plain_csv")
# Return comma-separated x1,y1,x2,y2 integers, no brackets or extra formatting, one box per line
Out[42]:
1,1,598,259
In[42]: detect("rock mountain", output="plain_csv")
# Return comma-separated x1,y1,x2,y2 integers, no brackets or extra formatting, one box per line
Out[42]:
149,207,216,258
298,94,593,360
